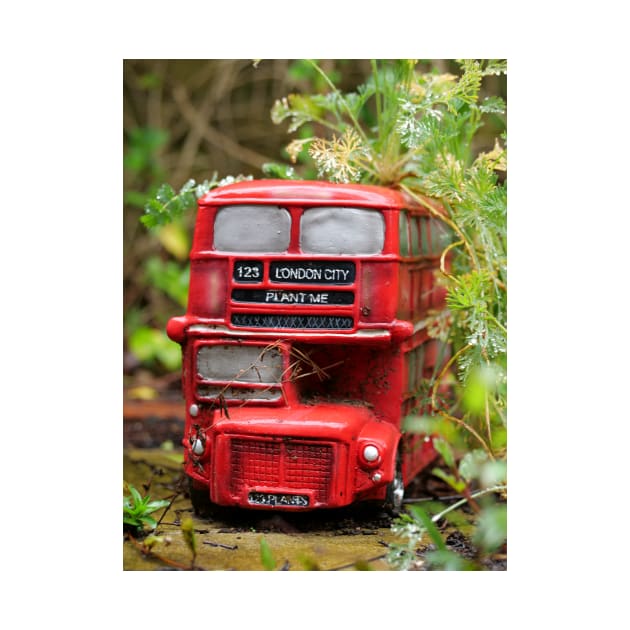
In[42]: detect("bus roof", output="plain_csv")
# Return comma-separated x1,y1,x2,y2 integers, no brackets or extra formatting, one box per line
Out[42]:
199,179,420,210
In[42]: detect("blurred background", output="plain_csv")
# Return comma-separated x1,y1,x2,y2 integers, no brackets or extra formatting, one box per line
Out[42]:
123,59,506,402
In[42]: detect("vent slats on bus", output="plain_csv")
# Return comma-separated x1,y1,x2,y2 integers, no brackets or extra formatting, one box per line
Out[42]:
231,314,353,330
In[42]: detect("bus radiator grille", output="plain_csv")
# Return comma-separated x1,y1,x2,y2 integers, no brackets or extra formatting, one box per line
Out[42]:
231,313,353,330
230,438,333,503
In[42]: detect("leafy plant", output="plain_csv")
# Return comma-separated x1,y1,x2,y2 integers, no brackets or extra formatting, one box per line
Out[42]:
141,173,253,228
128,325,182,372
267,59,506,414
123,483,170,533
264,59,507,569
388,484,506,570
124,127,168,181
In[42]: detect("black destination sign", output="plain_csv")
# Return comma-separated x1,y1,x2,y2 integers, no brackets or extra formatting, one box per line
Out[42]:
269,261,355,285
232,289,354,305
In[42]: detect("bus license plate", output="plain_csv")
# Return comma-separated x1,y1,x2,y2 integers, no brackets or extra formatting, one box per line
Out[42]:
248,492,309,507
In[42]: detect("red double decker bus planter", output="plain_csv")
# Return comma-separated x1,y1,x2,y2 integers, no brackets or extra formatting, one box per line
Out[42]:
167,179,453,513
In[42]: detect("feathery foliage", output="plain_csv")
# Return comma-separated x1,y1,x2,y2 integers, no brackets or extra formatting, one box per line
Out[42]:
268,59,507,452
267,59,507,567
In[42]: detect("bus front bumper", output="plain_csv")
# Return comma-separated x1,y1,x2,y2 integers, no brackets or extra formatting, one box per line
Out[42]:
185,406,400,510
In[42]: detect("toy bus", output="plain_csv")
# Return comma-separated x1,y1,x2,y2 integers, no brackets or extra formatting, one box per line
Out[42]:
167,179,453,513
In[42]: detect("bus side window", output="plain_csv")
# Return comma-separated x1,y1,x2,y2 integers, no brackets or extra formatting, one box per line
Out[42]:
420,269,432,311
410,216,420,256
431,219,451,255
399,211,410,257
423,339,437,378
407,348,417,393
420,217,431,255
423,339,449,379
412,269,422,320
415,344,424,390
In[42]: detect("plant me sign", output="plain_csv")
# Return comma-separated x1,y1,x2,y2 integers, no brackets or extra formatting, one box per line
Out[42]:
232,289,354,305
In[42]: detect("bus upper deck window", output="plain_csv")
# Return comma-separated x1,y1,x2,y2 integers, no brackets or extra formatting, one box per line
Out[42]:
214,205,291,253
300,207,385,256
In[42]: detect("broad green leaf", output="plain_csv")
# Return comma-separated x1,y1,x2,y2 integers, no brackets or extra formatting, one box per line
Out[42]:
128,327,164,362
140,514,158,529
144,257,189,308
155,183,176,204
407,505,447,552
425,549,476,571
262,162,299,179
128,326,182,370
479,460,507,487
146,499,170,513
124,190,149,208
433,437,456,469
155,340,182,372
431,467,466,493
144,198,164,214
402,415,438,435
128,484,142,505
462,364,501,416
473,504,507,552
458,449,488,482
157,222,190,261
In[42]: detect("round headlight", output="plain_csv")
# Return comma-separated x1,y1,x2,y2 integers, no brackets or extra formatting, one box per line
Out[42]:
363,445,380,462
192,438,205,455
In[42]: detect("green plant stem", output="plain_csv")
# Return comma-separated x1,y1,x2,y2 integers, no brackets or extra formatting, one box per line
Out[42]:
430,343,471,411
370,59,382,125
487,312,507,335
306,59,370,146
491,396,506,427
429,485,507,523
439,409,494,459
353,154,380,179
440,239,464,279
428,343,494,457
400,184,478,271
305,115,342,134
485,392,492,452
